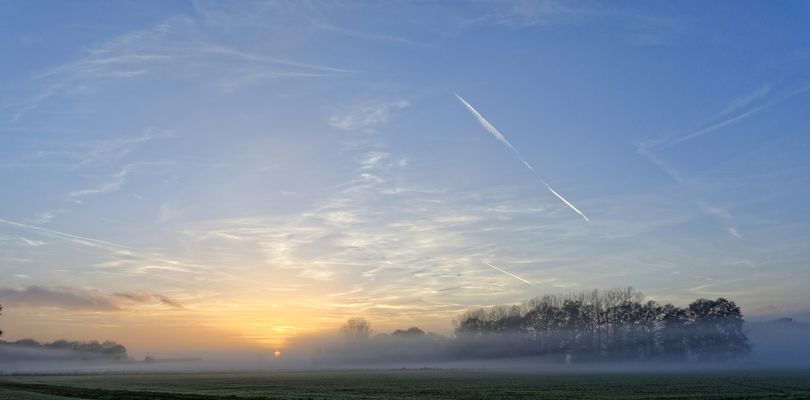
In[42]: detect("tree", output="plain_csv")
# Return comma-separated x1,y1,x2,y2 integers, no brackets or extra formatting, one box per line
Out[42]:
392,327,425,337
342,317,371,340
686,298,750,361
14,339,42,347
659,303,688,360
100,342,129,360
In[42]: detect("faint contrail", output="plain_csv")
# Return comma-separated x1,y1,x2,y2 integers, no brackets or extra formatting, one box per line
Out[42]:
634,84,810,240
660,84,810,149
455,93,590,222
485,263,537,287
0,218,130,250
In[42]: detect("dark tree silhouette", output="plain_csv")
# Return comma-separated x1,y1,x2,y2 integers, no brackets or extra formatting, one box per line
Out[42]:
659,303,688,361
685,298,750,361
0,339,129,361
392,327,425,337
453,288,751,363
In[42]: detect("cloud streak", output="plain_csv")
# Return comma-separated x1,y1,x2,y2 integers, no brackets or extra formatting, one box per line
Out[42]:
68,167,131,203
0,286,183,311
329,100,410,132
0,129,165,170
2,9,359,122
455,93,590,222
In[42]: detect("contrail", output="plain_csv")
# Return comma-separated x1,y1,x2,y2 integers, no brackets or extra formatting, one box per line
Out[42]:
485,263,537,287
542,182,590,222
455,93,590,222
659,84,810,149
0,218,130,250
634,84,810,240
454,94,526,160
635,144,685,184
665,102,773,148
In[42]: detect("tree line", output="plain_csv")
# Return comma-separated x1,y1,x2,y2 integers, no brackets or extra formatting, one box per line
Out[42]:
0,303,129,361
452,287,750,362
0,338,129,361
340,288,750,364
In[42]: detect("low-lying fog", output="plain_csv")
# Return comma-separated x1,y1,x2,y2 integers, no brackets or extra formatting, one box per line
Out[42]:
2,318,808,374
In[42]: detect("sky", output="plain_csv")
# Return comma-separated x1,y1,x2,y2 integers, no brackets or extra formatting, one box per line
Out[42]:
1,0,809,356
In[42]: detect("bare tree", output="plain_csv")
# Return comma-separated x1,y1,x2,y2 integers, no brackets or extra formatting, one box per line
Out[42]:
342,317,371,340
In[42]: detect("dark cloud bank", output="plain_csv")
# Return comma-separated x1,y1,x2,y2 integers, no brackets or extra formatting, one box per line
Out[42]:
0,285,183,311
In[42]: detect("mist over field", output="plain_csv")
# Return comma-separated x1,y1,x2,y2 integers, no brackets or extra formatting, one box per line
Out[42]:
3,321,809,374
3,289,809,374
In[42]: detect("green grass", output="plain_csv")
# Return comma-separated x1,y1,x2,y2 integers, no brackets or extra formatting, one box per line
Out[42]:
1,370,809,399
0,387,79,400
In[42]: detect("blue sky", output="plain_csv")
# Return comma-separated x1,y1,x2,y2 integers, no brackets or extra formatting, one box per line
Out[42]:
1,0,809,352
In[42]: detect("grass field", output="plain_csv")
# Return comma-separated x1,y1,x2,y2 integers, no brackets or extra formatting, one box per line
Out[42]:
1,370,810,399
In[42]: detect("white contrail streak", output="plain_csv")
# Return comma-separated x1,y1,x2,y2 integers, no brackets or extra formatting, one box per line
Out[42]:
454,94,523,158
485,263,537,287
543,182,590,222
0,218,130,250
455,93,590,222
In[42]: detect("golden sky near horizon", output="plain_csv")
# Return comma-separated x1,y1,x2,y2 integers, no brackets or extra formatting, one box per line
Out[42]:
2,1,810,356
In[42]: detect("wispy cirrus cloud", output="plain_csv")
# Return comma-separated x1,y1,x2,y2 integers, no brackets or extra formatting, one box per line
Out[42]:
27,210,62,225
0,217,226,289
488,0,607,28
329,100,410,133
1,5,358,122
67,160,173,204
67,166,131,203
174,139,723,327
0,235,46,248
1,130,169,226
481,0,683,44
0,129,166,169
193,0,435,47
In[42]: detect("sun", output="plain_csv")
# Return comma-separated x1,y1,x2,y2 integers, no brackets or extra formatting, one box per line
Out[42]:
274,351,282,358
